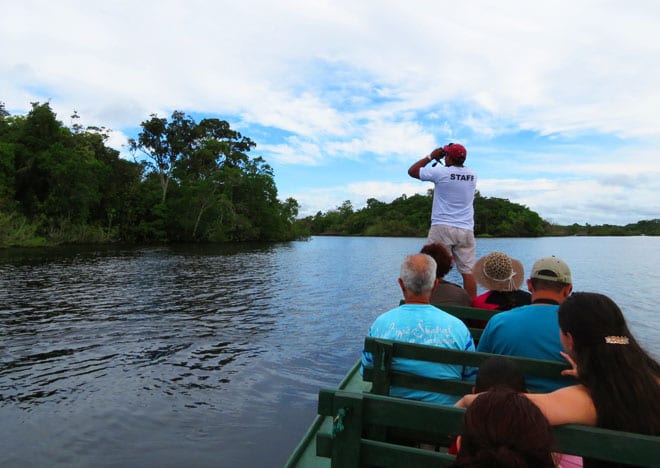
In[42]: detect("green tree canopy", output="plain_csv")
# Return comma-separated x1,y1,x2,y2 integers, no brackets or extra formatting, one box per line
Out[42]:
300,191,547,238
0,104,307,246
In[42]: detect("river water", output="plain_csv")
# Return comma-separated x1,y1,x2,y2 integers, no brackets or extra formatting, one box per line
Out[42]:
1,236,658,467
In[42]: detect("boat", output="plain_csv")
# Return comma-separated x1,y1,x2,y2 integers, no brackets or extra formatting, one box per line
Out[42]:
285,305,660,467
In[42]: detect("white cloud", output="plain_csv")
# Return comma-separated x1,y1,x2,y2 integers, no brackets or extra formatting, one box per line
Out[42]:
3,0,660,225
105,130,130,157
262,139,321,165
289,180,424,217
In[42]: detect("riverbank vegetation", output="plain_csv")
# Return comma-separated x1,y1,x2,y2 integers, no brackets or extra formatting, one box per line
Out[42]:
0,102,308,247
299,195,659,237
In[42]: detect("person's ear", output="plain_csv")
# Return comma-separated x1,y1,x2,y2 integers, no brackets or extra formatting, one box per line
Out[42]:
398,278,406,294
562,284,573,298
455,435,462,452
432,278,439,292
526,279,534,292
562,330,575,353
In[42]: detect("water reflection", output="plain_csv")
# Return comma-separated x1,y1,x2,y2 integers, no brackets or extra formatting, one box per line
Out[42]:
0,244,280,416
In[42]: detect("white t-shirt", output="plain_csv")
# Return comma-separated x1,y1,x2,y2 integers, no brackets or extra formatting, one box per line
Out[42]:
419,165,477,230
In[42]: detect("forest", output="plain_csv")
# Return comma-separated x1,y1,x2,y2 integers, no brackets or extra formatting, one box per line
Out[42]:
0,102,307,247
1,102,656,248
300,194,659,237
299,193,546,237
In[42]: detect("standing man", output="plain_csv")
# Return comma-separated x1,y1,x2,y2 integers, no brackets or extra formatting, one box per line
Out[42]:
476,256,575,392
408,143,477,298
362,253,475,405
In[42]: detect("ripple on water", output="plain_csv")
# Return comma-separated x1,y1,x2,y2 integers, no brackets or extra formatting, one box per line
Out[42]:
1,238,658,467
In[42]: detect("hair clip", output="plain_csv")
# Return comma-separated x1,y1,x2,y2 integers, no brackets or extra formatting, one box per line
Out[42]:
604,336,629,345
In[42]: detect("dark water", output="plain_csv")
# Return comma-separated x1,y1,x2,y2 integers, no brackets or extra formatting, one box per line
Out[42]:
1,237,658,467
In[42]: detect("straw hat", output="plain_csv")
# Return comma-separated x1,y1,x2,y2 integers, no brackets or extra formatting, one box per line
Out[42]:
473,252,524,292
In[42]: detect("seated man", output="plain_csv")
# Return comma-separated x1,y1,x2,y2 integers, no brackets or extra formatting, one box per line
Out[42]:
362,253,475,405
476,256,575,392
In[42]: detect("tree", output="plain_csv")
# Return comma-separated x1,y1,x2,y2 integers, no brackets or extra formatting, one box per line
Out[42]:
169,117,258,240
0,101,9,118
129,111,196,203
13,102,68,218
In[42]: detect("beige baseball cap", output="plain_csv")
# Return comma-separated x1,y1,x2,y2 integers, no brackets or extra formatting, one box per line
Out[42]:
530,256,572,283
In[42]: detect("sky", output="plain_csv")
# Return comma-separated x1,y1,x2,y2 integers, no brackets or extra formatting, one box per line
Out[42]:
2,1,659,225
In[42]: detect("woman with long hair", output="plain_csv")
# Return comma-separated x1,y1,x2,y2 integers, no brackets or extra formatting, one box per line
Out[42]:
549,292,660,435
458,292,660,466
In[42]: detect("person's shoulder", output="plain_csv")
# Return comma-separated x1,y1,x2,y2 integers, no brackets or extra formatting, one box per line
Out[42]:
437,307,472,330
548,384,595,411
490,303,559,325
419,164,441,175
486,308,515,322
501,303,536,314
455,165,476,175
372,305,404,322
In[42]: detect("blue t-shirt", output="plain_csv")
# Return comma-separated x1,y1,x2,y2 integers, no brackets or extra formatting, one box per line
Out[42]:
476,304,574,392
362,303,475,405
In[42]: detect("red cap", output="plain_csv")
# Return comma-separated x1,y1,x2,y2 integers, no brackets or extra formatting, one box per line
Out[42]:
444,143,467,162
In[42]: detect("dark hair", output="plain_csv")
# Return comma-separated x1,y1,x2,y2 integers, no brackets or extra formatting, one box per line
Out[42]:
420,242,452,278
486,290,531,311
529,277,569,292
558,292,660,435
475,356,526,393
453,389,555,468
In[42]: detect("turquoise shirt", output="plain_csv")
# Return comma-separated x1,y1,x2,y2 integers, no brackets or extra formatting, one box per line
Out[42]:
362,303,475,405
476,304,574,392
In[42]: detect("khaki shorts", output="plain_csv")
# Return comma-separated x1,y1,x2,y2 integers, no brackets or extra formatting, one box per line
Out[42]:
427,224,476,274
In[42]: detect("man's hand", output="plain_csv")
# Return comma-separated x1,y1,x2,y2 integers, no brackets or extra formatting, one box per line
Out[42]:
430,147,446,161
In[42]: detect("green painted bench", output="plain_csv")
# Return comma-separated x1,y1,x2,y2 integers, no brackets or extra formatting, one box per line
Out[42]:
316,389,660,467
361,337,572,448
362,337,570,397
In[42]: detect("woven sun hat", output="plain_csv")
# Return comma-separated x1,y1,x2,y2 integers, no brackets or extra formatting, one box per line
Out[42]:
473,251,524,292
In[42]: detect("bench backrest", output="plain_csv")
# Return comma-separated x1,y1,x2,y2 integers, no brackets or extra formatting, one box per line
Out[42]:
397,302,501,343
363,337,570,396
429,303,501,322
316,389,660,468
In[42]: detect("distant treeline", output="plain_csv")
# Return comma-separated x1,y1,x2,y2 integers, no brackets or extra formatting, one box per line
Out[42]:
0,102,308,247
298,194,659,237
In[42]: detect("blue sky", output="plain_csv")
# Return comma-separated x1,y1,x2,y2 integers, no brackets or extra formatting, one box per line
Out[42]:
2,1,659,225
